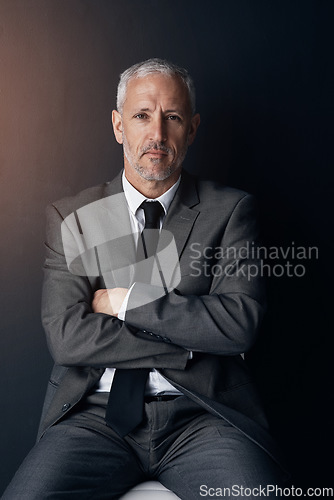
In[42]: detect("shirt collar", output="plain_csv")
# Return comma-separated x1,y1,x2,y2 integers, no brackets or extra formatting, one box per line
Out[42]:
122,170,181,216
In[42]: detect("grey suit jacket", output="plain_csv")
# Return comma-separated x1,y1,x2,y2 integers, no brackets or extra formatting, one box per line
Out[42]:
39,170,288,476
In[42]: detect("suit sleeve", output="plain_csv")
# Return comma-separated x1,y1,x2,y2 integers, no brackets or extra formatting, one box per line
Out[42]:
41,203,189,369
124,194,266,356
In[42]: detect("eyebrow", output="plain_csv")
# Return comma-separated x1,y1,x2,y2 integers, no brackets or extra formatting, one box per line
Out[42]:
133,107,184,116
165,109,184,115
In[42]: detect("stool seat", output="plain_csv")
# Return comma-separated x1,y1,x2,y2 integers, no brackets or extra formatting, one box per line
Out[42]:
119,481,181,499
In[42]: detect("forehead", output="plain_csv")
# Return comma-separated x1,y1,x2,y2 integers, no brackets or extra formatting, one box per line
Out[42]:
124,73,191,112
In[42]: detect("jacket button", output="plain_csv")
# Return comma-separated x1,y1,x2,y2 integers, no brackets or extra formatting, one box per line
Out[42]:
62,403,71,412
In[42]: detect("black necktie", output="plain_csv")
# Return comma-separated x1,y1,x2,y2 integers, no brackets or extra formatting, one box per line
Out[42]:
105,201,164,437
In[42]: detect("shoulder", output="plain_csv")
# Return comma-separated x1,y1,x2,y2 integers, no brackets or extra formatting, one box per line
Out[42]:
46,170,123,221
197,177,249,201
184,172,254,211
49,182,112,220
43,182,115,248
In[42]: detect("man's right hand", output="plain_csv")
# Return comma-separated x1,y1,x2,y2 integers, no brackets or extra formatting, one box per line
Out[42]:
92,288,128,317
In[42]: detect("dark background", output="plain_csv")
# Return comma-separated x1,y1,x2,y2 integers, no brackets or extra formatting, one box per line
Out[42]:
0,0,333,494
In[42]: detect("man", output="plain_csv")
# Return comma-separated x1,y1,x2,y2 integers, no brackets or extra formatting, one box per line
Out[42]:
4,58,287,499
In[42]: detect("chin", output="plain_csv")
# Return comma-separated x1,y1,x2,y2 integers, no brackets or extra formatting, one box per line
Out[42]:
134,164,178,182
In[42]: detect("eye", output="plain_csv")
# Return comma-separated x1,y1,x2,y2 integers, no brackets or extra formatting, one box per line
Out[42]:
166,115,181,121
134,113,148,119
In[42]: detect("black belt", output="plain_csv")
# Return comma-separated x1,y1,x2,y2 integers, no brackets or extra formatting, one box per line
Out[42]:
144,395,181,403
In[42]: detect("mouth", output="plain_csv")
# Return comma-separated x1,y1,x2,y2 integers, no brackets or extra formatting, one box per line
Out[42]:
144,150,169,159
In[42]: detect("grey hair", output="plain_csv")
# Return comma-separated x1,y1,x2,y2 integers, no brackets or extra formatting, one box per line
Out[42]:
116,58,196,115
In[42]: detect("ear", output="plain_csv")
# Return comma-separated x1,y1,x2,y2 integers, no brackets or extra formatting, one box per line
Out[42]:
112,110,123,144
187,113,200,146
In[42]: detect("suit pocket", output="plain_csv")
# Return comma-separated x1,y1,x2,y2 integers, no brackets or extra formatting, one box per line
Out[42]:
49,365,69,386
36,365,68,441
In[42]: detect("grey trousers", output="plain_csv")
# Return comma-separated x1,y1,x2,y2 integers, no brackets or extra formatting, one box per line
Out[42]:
3,393,283,499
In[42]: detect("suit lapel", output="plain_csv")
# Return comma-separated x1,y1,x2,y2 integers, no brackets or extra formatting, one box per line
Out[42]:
75,172,137,288
105,170,200,263
102,170,200,286
163,171,200,260
72,170,200,288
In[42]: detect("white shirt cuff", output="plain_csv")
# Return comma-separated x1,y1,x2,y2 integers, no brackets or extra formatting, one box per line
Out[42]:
117,283,135,321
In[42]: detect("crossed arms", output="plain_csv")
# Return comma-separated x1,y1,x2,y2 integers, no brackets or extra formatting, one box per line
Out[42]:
41,192,265,370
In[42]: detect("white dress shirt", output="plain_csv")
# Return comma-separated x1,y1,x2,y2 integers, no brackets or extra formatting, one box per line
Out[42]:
96,171,182,395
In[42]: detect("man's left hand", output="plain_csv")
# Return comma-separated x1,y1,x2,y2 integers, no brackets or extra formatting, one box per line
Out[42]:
92,288,128,317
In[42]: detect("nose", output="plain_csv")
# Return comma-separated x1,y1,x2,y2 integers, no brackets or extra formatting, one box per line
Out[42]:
149,114,167,143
